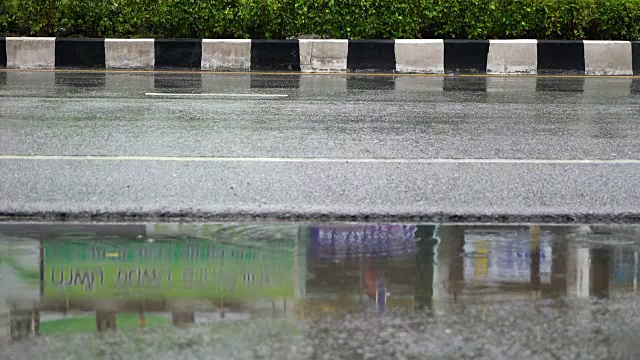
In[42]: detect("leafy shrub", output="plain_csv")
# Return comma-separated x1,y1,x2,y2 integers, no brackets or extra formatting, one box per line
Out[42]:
1,0,56,36
0,0,10,34
0,0,639,40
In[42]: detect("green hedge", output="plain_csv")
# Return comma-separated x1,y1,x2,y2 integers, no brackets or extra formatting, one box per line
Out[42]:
2,0,640,40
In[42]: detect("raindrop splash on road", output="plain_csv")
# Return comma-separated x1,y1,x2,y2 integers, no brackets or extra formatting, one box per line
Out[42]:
1,223,640,359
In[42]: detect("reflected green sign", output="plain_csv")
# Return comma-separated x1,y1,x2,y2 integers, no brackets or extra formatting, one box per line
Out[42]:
43,238,296,300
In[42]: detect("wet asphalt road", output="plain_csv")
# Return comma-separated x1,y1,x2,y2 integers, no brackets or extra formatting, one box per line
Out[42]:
1,72,640,222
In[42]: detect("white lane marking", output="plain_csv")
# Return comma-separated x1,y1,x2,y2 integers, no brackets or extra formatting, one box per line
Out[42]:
144,93,288,98
0,155,640,164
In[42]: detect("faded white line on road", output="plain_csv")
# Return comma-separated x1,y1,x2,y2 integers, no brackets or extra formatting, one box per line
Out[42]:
144,93,288,98
1,155,640,164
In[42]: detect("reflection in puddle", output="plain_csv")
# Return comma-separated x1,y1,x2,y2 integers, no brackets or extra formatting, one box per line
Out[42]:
2,223,640,351
346,76,396,91
153,73,202,92
443,76,487,92
535,77,585,92
250,75,301,89
54,72,107,91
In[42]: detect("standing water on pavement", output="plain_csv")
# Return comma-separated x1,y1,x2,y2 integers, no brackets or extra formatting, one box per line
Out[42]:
1,223,640,359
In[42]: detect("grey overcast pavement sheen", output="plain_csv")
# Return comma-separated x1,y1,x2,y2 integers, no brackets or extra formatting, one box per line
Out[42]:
1,72,640,222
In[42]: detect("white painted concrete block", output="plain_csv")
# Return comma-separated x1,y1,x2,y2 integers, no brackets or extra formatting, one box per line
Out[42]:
201,39,251,71
299,40,348,72
487,40,537,75
584,40,633,75
105,39,155,69
394,39,444,74
6,37,55,69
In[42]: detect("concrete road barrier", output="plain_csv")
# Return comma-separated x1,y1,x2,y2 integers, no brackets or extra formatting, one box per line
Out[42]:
105,39,154,69
347,40,396,72
395,39,444,74
0,37,6,68
1,38,639,75
54,38,105,69
154,39,201,70
537,40,585,75
634,43,640,75
6,37,55,69
250,40,300,71
487,40,537,75
584,41,633,76
299,40,348,72
444,40,490,74
201,39,251,71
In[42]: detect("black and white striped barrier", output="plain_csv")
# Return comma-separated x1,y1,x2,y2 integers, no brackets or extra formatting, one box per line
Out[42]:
1,38,639,75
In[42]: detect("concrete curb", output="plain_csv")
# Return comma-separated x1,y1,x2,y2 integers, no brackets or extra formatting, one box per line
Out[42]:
1,38,639,75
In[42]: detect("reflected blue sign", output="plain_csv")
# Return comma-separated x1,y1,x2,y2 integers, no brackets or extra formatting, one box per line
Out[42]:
613,249,638,282
463,228,553,283
309,224,418,258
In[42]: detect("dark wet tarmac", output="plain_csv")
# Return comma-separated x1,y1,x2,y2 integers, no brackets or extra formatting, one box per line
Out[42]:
2,223,640,359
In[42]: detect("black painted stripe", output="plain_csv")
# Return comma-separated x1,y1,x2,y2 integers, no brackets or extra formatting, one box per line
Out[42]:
346,76,395,90
55,38,105,69
347,40,395,72
537,40,585,75
154,39,202,70
250,40,300,71
0,37,6,68
632,42,640,76
444,40,489,74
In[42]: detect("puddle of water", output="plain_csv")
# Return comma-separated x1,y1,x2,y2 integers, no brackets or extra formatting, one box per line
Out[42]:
1,223,640,358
